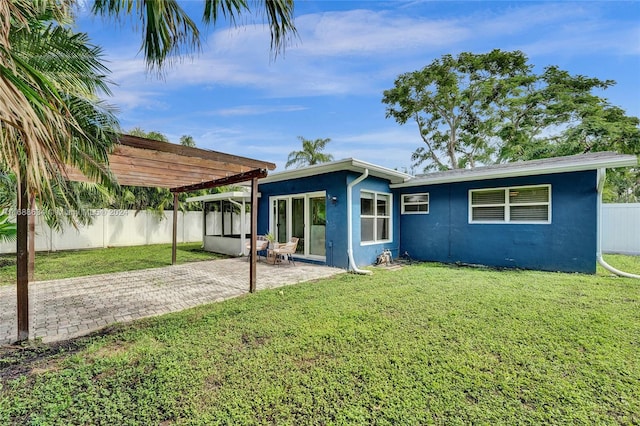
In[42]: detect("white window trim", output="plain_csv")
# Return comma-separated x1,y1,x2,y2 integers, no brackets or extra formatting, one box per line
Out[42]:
360,190,393,245
401,193,429,215
468,184,551,224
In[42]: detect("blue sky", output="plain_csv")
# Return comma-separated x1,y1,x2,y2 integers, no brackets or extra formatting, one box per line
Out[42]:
76,1,640,172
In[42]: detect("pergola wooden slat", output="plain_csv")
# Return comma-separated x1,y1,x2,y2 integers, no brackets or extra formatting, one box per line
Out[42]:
15,134,275,341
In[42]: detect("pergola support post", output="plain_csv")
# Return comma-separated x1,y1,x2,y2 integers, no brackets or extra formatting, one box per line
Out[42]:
16,176,29,341
172,193,178,265
170,168,267,293
250,177,258,293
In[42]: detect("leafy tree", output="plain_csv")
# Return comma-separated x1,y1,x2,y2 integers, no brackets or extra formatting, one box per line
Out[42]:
382,50,639,201
285,137,334,168
383,50,532,171
496,66,640,202
127,127,169,142
180,135,196,147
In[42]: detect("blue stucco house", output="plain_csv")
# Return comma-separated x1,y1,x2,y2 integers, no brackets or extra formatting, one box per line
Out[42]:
195,152,637,274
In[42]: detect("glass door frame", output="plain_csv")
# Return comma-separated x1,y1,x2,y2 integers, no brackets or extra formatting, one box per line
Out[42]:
269,191,326,260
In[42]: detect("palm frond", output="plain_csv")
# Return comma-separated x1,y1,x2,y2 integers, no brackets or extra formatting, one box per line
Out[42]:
92,0,200,72
203,0,296,57
1,2,118,214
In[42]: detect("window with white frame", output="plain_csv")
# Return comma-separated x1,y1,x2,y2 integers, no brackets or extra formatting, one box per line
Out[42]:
469,185,551,223
361,191,391,243
402,193,429,214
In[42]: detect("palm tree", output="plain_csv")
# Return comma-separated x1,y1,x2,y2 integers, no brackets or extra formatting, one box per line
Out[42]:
92,0,297,72
286,137,334,168
0,213,16,242
1,0,297,209
1,2,119,210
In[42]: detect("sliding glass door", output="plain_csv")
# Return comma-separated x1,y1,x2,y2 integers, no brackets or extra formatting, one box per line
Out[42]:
270,191,326,259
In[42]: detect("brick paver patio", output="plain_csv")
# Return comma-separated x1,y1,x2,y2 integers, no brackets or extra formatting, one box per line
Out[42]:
0,258,344,344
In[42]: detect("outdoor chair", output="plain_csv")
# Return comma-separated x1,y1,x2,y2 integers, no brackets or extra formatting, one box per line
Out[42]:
246,235,270,261
271,237,299,266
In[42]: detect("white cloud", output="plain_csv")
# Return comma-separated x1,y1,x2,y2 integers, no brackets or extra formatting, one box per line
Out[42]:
211,105,308,116
102,2,638,107
291,9,470,56
92,2,639,139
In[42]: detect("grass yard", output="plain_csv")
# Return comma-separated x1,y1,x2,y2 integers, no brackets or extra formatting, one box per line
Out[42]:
1,260,639,425
0,243,225,286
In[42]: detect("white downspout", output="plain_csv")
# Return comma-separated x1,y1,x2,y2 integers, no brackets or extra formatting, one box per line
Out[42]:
347,169,372,275
596,168,640,279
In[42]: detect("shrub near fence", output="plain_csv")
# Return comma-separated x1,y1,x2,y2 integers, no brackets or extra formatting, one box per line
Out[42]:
0,210,202,254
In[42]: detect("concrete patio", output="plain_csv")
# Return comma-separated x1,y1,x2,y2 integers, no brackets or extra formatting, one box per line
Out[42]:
0,258,344,345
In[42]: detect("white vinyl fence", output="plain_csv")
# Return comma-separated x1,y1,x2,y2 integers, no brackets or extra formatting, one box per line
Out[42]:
601,203,640,255
0,210,202,254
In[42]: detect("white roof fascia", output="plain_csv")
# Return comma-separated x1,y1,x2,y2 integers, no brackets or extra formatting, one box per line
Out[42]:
259,158,412,185
185,191,251,203
390,153,638,189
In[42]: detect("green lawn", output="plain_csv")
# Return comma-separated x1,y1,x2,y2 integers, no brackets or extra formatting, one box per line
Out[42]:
0,243,225,286
1,260,638,425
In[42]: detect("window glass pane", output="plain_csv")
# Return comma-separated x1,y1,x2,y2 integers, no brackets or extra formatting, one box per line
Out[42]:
472,190,505,205
511,205,549,221
277,200,287,243
376,218,389,240
377,194,389,216
361,193,374,215
404,194,428,204
472,206,505,221
405,204,428,212
361,218,374,241
510,187,549,204
204,202,221,236
292,198,305,240
223,212,232,235
311,197,326,225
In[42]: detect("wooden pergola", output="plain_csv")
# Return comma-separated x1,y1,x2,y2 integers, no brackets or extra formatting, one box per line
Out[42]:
15,135,276,341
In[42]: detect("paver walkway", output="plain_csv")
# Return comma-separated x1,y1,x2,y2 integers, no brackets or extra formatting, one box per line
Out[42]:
0,258,344,345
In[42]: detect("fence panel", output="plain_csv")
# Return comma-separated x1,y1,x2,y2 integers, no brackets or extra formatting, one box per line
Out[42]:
602,203,640,255
0,209,203,254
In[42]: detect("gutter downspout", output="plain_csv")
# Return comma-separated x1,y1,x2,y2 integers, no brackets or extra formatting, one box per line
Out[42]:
347,169,372,275
596,168,640,279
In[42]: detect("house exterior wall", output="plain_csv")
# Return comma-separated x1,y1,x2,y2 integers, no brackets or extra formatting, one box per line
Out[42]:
258,171,349,268
257,171,401,269
396,170,598,273
350,173,402,267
